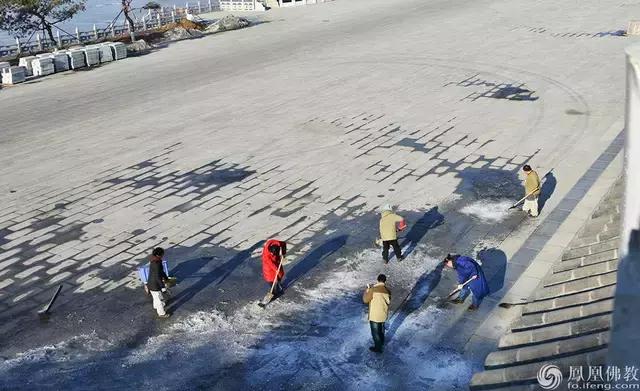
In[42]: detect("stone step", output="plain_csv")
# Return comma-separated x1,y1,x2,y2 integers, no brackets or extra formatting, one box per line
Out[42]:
554,248,617,273
470,348,607,390
580,216,620,236
570,231,619,249
498,314,611,349
562,237,620,261
535,271,617,301
523,285,615,314
511,299,613,332
485,331,609,369
591,202,621,220
544,259,618,287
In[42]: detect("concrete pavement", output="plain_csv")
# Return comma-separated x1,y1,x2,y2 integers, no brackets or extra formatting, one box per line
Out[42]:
0,0,635,388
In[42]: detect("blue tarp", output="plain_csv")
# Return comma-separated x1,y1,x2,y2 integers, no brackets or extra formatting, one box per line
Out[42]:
138,260,169,284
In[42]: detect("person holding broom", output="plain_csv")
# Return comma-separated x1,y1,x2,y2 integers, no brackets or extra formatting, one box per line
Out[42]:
522,164,541,217
378,204,407,264
443,254,489,311
259,239,287,307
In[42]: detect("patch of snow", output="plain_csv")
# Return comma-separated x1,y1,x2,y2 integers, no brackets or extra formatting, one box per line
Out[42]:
0,332,113,370
1,246,473,389
459,199,514,223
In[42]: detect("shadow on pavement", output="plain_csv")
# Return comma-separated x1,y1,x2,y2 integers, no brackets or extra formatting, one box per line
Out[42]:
398,206,445,259
538,171,557,213
386,263,444,341
284,235,349,289
477,247,507,294
167,241,263,313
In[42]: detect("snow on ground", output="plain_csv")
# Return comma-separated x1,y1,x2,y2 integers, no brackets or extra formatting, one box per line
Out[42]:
0,245,473,390
459,199,515,223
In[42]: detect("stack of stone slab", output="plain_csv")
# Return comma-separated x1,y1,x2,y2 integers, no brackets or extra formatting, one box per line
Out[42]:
31,56,55,76
83,46,100,66
96,43,114,62
2,66,26,84
49,52,70,72
66,49,86,69
18,56,36,76
108,42,127,60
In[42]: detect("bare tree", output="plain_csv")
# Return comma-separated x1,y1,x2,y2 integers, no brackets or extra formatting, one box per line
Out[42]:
0,0,86,47
121,0,135,32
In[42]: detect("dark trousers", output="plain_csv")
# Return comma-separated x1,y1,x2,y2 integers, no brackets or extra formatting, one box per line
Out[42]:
268,279,284,296
370,321,385,351
382,240,402,261
458,285,482,307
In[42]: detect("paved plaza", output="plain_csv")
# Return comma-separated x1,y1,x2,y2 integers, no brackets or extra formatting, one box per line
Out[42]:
0,0,634,388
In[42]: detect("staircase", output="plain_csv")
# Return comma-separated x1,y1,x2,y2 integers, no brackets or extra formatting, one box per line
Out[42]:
470,178,623,390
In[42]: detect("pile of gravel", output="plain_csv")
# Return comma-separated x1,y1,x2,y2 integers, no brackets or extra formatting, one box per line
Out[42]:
163,26,204,41
206,15,250,33
127,39,152,54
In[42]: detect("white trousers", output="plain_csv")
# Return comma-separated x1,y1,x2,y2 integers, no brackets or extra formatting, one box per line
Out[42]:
522,197,539,217
150,290,166,316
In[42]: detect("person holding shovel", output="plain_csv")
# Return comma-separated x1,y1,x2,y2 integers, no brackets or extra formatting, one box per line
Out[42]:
522,164,541,217
443,254,489,311
378,204,407,264
259,239,287,307
363,274,391,353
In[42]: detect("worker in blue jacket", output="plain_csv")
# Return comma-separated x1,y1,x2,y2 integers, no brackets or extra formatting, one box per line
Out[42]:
443,254,490,311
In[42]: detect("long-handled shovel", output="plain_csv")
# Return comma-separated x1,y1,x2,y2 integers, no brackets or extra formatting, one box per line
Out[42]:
508,169,554,210
258,255,285,308
498,299,529,308
508,187,539,210
38,284,63,320
436,275,477,308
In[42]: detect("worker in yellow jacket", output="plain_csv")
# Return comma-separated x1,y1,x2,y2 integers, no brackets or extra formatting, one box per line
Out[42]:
522,165,541,217
379,204,406,264
363,274,391,353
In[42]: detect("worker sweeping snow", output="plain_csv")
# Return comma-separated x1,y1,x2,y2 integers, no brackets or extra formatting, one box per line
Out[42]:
259,239,287,307
378,204,407,264
147,247,171,319
363,274,391,353
442,254,489,311
522,164,541,217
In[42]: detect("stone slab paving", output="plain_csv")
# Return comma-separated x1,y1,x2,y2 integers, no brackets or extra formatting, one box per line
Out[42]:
0,0,636,387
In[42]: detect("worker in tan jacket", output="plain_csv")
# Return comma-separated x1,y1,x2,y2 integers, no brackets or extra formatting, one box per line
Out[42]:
378,204,406,264
522,165,541,217
363,274,391,353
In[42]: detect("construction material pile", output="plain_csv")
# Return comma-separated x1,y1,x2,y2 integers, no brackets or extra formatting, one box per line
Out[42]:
126,39,152,54
32,56,55,76
206,15,250,33
0,41,128,86
2,66,26,84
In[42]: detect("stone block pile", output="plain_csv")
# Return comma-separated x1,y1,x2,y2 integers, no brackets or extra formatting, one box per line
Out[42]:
32,56,55,76
18,56,36,76
83,46,100,66
95,44,113,62
66,49,86,69
50,52,70,72
109,42,127,60
2,66,26,84
0,41,132,86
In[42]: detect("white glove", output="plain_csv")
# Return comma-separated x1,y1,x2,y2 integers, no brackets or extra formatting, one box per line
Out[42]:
161,288,167,293
457,284,463,290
